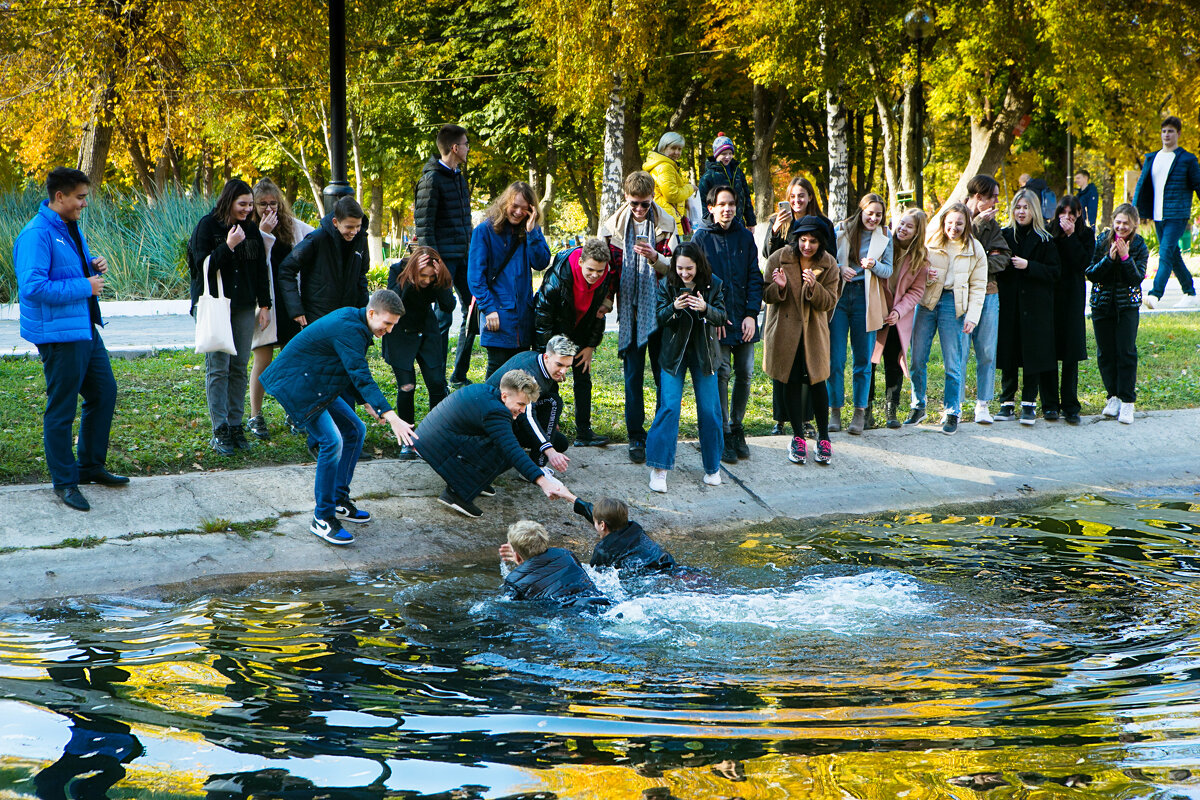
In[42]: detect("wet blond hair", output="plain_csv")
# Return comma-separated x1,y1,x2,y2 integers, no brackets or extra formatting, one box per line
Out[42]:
508,520,549,560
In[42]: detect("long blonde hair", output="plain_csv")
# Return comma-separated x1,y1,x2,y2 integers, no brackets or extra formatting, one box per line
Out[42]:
1006,188,1052,241
486,181,539,234
841,193,887,263
252,179,299,250
893,209,929,278
928,203,980,257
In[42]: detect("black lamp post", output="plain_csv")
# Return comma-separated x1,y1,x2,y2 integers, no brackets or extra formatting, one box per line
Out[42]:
905,6,935,211
323,0,353,214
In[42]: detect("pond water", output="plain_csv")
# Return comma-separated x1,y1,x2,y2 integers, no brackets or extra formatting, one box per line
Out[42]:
3,490,1200,799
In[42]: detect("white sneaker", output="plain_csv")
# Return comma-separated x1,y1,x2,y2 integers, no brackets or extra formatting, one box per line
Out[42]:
1145,294,1158,310
649,468,668,493
702,472,722,486
974,401,993,425
1118,402,1135,424
1175,293,1200,310
1102,396,1121,417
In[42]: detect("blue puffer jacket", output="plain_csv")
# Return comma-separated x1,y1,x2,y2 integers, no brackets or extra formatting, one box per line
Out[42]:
574,499,675,574
467,220,551,349
259,306,391,424
503,547,611,611
13,201,99,345
691,219,763,346
1134,147,1200,221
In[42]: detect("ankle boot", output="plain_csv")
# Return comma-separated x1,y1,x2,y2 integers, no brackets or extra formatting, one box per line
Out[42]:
885,385,902,429
848,407,866,435
828,407,842,433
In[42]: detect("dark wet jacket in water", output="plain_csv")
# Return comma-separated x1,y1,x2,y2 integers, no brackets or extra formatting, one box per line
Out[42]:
503,547,611,611
574,499,676,574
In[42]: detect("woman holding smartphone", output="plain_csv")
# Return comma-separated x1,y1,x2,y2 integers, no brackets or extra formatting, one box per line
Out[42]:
1046,195,1094,424
645,242,727,493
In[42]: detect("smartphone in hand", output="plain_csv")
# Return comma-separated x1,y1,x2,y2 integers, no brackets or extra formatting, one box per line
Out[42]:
635,235,650,247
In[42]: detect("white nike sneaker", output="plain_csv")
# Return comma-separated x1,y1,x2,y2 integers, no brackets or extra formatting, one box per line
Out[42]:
1118,402,1135,424
1102,396,1121,418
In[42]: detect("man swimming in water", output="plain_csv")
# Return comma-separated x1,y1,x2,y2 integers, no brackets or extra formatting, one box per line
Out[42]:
499,520,611,611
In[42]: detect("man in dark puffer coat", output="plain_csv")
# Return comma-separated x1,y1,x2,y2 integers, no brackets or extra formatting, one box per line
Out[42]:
277,196,369,326
500,521,611,611
414,123,475,386
572,494,675,574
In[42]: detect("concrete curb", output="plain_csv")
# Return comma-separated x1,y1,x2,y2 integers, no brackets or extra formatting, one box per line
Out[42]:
2,406,1197,607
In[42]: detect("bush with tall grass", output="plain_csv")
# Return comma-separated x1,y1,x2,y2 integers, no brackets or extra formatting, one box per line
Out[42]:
0,185,211,303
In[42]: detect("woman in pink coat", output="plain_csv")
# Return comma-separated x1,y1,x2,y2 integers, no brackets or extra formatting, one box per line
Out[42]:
870,209,930,428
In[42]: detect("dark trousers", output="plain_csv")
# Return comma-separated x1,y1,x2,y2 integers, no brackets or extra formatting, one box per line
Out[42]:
718,341,755,433
438,263,476,384
866,330,904,409
781,343,830,441
1043,360,1080,415
621,325,663,444
485,346,524,378
37,327,117,489
1092,306,1139,402
391,331,448,425
999,368,1056,406
572,359,594,433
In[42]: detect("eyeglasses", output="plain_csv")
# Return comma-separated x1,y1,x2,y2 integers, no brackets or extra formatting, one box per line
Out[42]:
255,201,279,209
628,200,651,209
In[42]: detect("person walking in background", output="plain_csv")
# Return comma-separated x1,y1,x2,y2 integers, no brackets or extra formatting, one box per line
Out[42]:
260,290,416,545
533,238,617,448
382,245,455,459
646,242,727,493
599,171,679,464
1087,204,1148,425
829,193,893,435
907,203,987,435
692,184,762,463
14,167,127,512
189,178,272,456
1074,170,1099,228
868,209,929,430
762,176,834,436
643,132,696,233
1133,115,1200,309
762,216,841,466
1047,196,1095,424
996,189,1062,425
246,178,315,441
698,134,756,229
276,195,369,328
414,124,475,387
468,181,551,376
963,174,1010,425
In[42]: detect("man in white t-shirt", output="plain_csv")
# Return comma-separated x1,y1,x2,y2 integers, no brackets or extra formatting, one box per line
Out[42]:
1133,116,1200,309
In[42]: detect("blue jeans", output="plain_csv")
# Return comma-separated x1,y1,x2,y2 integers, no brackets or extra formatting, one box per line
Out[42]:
621,325,662,443
646,351,723,475
304,397,366,521
908,291,967,416
964,292,999,405
1151,219,1196,299
827,281,878,409
36,327,117,489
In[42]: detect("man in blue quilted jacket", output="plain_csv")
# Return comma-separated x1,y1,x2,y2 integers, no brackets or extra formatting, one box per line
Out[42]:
13,167,127,512
1134,115,1200,309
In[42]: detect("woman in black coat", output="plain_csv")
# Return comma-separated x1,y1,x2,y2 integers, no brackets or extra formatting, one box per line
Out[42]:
1046,195,1095,424
189,178,272,455
381,246,456,458
997,188,1062,425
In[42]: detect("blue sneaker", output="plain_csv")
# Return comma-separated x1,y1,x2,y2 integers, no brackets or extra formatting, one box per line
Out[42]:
311,515,354,545
335,500,371,524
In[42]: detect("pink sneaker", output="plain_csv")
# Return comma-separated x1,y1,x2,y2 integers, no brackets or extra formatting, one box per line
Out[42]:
788,436,806,464
815,439,832,465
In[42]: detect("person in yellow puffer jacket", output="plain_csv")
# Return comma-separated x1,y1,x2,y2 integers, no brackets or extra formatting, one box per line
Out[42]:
643,132,696,232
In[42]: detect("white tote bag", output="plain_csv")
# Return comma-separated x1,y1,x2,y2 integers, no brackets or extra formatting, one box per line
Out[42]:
194,256,237,355
685,191,704,228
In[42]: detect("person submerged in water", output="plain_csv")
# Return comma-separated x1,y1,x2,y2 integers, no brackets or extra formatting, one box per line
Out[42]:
499,520,611,611
569,494,676,574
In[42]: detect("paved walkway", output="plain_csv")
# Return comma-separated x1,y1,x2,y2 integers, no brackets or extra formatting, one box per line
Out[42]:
1,406,1197,606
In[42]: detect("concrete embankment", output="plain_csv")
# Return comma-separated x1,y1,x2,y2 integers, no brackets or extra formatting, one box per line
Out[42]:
1,407,1197,607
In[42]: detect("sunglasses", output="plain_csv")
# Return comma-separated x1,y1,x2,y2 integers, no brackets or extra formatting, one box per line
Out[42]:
628,200,652,209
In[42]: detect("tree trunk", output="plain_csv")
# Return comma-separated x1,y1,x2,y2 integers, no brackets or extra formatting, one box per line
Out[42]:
565,159,599,234
751,83,787,223
123,127,156,200
900,78,918,194
867,107,880,198
368,171,384,265
600,74,626,230
201,143,214,197
852,109,865,203
349,110,365,204
78,85,115,188
1101,157,1116,229
622,87,644,178
667,76,704,132
825,89,852,223
285,171,298,206
540,131,558,224
938,84,1034,217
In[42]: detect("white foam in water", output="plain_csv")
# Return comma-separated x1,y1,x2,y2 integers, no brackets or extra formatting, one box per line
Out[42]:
602,570,938,637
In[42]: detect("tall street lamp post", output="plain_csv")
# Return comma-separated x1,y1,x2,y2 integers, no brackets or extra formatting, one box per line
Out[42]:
323,0,353,213
905,6,935,211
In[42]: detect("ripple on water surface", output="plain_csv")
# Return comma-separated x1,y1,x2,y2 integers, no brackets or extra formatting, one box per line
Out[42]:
1,490,1200,797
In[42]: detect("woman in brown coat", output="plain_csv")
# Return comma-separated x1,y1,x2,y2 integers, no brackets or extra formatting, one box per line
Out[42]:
763,216,842,465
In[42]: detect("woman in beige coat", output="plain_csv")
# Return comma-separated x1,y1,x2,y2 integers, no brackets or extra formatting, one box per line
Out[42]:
763,216,842,465
905,203,988,435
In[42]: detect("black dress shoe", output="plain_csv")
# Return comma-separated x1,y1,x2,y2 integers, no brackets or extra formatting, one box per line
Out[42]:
79,468,130,486
54,487,90,511
628,441,646,464
1064,412,1081,425
573,430,610,447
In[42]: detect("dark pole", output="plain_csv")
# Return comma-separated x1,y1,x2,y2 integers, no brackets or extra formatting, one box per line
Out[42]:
914,38,924,211
323,0,352,214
